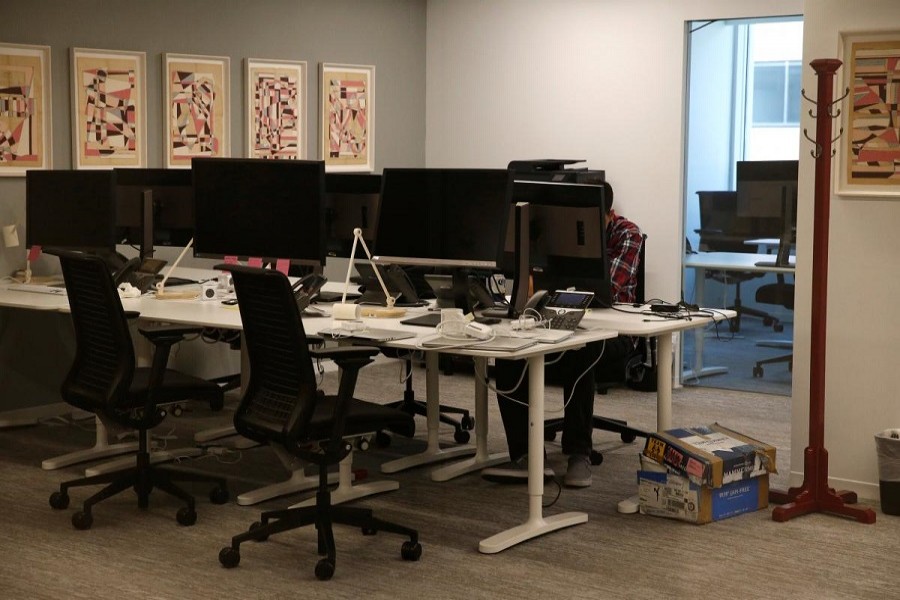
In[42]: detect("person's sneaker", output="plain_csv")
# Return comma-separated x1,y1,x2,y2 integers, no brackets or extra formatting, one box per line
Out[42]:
481,455,554,484
564,454,592,488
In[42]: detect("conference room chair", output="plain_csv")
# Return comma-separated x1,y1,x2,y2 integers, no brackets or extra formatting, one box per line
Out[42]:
696,191,781,333
752,280,794,378
543,235,649,464
216,265,421,580
46,249,229,530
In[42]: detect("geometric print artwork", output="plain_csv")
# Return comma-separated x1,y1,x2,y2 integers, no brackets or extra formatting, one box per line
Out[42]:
71,48,146,168
319,63,374,172
0,43,51,175
847,39,900,186
163,54,230,168
246,59,306,160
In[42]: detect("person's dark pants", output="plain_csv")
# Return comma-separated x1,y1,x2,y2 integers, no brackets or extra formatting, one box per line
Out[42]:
494,336,635,461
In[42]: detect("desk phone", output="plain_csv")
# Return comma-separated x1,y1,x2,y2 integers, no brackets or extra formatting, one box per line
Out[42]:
522,290,594,330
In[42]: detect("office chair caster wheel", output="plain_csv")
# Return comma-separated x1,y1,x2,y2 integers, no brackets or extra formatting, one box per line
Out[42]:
49,491,69,510
763,317,775,327
218,547,240,568
375,431,392,448
454,429,470,444
249,521,269,542
210,396,225,412
544,430,558,442
172,404,184,417
621,432,637,444
753,366,763,378
315,558,335,581
461,415,475,431
590,450,604,466
401,541,422,561
356,437,370,452
209,485,229,505
72,511,93,530
774,323,784,333
176,506,197,526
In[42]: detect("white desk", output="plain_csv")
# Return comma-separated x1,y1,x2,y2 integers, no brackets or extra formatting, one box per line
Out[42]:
682,252,793,380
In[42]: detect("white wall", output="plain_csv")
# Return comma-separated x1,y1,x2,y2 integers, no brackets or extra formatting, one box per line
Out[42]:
793,0,900,499
426,0,800,305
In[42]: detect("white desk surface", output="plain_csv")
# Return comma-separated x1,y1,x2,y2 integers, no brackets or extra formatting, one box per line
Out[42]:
684,251,795,274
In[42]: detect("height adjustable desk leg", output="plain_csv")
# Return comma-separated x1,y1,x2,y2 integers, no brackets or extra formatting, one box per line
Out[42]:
381,351,475,474
431,356,507,482
682,266,728,381
479,355,587,553
42,417,138,470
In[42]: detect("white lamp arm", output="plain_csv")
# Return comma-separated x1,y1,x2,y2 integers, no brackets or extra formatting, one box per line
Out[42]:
343,227,396,307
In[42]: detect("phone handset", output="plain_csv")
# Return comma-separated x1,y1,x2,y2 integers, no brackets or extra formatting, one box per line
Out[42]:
522,290,549,313
292,273,327,311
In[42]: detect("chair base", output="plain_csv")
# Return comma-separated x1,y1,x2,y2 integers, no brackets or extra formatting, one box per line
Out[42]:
221,483,420,580
753,353,793,378
544,415,647,465
50,447,229,529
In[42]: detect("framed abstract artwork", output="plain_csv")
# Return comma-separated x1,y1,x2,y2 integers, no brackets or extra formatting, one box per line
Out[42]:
837,31,900,196
245,58,306,160
0,43,51,176
319,63,373,172
71,47,145,169
163,53,230,168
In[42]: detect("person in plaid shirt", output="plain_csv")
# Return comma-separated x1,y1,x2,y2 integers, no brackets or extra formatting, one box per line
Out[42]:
483,181,643,488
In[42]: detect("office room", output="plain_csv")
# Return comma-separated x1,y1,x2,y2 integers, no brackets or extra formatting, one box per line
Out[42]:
1,0,899,598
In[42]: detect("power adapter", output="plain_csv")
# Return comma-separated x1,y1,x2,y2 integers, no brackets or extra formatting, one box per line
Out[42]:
650,304,681,313
510,317,537,330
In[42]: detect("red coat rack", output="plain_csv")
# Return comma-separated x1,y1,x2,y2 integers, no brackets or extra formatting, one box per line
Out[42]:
769,58,875,523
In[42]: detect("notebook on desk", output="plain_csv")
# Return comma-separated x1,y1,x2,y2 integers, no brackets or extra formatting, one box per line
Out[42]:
318,327,417,342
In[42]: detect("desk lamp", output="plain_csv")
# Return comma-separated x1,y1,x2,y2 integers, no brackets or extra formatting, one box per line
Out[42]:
335,227,405,319
155,238,200,300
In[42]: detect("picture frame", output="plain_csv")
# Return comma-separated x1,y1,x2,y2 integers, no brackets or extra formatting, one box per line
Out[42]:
245,58,307,160
836,30,900,196
163,53,230,168
71,47,146,169
0,42,52,176
319,63,373,172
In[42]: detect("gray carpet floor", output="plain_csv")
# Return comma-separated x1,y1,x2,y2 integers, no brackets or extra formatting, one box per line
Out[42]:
1,361,896,600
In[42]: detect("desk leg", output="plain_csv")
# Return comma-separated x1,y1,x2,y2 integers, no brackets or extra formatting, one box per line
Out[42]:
682,266,728,381
430,356,508,482
479,355,587,553
41,416,139,470
618,333,677,514
0,402,72,429
381,351,475,474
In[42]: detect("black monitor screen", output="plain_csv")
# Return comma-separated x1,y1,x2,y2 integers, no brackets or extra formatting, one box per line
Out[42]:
116,168,194,248
324,173,381,257
505,179,612,308
192,158,325,263
736,160,798,222
26,170,118,251
373,168,512,268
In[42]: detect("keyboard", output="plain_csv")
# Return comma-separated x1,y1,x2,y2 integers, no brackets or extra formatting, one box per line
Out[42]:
8,283,67,296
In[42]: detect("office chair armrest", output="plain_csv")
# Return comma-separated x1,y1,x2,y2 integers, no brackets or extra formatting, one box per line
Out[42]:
309,344,379,362
124,310,141,320
138,324,203,346
306,333,325,347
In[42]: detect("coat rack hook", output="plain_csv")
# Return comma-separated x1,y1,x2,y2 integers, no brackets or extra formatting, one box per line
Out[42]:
801,88,818,105
830,126,844,146
803,128,818,146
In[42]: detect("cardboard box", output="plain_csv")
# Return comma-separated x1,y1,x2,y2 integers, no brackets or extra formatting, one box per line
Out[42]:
638,466,770,524
642,423,776,488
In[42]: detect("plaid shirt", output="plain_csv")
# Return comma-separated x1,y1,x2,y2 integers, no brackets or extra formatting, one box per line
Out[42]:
606,210,643,304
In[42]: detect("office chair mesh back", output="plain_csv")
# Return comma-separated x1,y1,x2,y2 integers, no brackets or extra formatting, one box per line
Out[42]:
56,250,135,415
229,266,319,445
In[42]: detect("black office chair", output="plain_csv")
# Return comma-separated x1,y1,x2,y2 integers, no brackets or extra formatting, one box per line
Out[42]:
696,191,781,333
216,265,421,581
46,249,229,530
752,280,794,378
544,234,649,465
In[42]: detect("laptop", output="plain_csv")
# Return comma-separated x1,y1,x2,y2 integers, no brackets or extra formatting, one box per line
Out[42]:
318,327,417,342
419,335,537,352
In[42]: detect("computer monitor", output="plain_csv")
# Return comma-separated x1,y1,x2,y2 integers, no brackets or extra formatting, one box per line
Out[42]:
504,179,613,310
736,160,798,268
115,168,194,258
373,168,513,269
26,170,119,253
323,173,381,257
192,157,325,265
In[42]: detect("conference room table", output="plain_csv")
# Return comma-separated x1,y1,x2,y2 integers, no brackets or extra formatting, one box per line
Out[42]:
682,251,794,380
